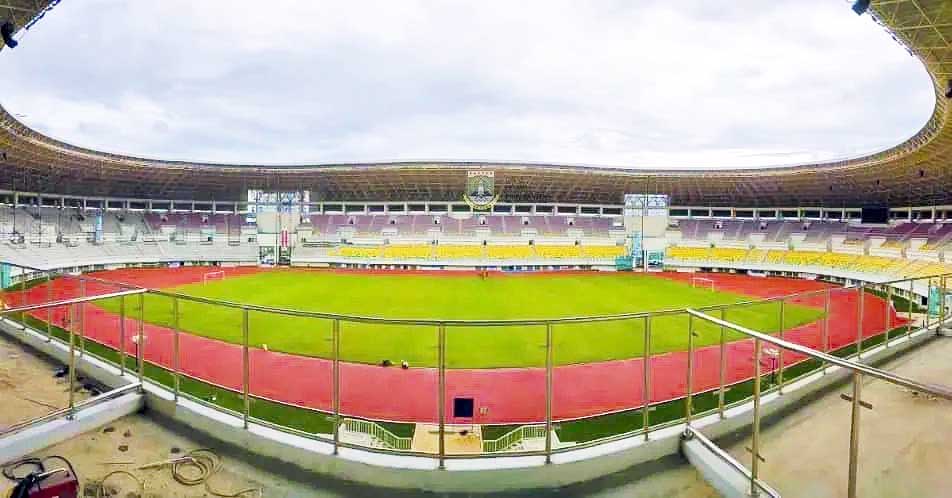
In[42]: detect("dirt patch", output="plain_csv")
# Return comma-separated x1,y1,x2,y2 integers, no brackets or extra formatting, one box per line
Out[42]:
2,414,322,497
0,334,92,429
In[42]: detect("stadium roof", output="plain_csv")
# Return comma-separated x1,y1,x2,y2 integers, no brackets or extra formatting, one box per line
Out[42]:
0,0,951,207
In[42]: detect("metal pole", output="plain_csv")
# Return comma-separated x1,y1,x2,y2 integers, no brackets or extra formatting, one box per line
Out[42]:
642,316,652,440
777,299,785,393
907,278,914,339
750,337,763,497
333,319,341,454
822,287,831,375
847,372,862,498
718,308,727,419
685,314,695,425
857,283,865,360
18,270,25,324
438,323,446,469
940,276,947,332
119,295,126,376
545,323,554,464
67,304,76,420
137,293,144,391
78,278,86,358
242,308,250,429
885,285,893,346
45,270,52,342
925,278,933,330
172,297,180,402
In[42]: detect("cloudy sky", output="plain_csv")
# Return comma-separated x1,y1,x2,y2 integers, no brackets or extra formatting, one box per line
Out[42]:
0,0,935,168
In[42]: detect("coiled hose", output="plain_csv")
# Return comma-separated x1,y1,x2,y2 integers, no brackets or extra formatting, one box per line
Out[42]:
153,448,260,497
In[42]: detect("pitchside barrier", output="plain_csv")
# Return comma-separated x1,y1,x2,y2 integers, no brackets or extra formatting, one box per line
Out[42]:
0,259,950,496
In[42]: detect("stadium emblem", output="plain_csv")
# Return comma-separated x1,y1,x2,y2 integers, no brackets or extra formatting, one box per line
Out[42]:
463,170,500,210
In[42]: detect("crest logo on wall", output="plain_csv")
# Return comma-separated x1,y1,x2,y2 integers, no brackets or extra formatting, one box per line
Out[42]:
463,170,500,210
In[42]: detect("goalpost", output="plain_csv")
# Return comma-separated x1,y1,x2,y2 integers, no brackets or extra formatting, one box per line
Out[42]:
202,270,225,285
691,276,715,291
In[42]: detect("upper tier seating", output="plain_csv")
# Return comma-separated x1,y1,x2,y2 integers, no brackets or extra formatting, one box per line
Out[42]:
666,246,952,279
306,214,618,238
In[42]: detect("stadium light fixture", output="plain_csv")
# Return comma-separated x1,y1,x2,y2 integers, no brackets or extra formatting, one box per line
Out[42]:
851,0,870,15
0,21,16,48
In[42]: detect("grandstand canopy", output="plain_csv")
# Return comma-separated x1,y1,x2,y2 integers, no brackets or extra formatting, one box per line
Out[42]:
1,0,952,207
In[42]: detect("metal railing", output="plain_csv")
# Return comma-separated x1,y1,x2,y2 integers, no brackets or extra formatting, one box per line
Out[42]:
341,418,413,451
0,287,147,437
483,424,547,453
685,307,952,498
0,260,949,489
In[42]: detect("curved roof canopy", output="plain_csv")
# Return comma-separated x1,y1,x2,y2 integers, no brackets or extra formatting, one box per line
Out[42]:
0,0,950,207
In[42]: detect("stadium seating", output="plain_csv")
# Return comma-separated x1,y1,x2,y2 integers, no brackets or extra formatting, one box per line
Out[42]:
436,245,485,259
486,245,534,259
665,244,952,280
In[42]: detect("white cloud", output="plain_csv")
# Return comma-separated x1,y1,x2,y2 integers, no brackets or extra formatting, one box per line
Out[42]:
0,0,934,168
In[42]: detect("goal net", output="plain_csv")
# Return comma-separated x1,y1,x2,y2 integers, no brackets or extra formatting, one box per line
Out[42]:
202,270,225,285
691,277,715,291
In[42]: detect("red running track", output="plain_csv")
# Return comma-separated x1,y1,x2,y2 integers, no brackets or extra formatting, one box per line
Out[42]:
3,268,906,424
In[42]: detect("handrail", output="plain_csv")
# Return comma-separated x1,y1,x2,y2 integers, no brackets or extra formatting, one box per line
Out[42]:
0,288,148,316
483,424,547,452
685,308,952,401
0,382,142,437
683,426,781,498
340,418,412,450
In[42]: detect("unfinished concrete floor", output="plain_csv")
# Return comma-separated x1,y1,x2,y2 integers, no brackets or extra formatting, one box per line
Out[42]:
723,336,952,497
0,332,91,430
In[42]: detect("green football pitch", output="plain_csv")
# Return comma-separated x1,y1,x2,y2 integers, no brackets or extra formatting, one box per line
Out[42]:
97,271,823,368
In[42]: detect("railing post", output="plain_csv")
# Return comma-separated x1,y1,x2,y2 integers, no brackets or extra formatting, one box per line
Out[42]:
885,285,892,346
857,283,865,360
822,287,831,375
119,295,126,376
137,293,144,392
242,308,250,429
925,278,933,330
45,270,52,342
685,314,695,426
718,308,727,419
18,270,25,324
777,299,785,393
172,297,180,402
642,316,652,440
750,337,763,497
333,319,341,455
438,323,446,469
545,322,554,464
940,276,947,333
78,278,86,358
67,304,77,420
907,278,914,339
847,371,862,498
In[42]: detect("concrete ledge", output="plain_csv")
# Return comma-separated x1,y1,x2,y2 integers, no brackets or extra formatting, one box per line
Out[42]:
682,432,760,498
0,392,144,465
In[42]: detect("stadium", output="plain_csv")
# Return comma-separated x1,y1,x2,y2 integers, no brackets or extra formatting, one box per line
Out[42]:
0,1,951,497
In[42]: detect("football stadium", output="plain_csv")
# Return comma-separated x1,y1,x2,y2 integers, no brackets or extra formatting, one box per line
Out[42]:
1,1,952,497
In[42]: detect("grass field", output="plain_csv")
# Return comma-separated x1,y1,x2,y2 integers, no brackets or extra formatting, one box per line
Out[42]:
96,271,823,368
